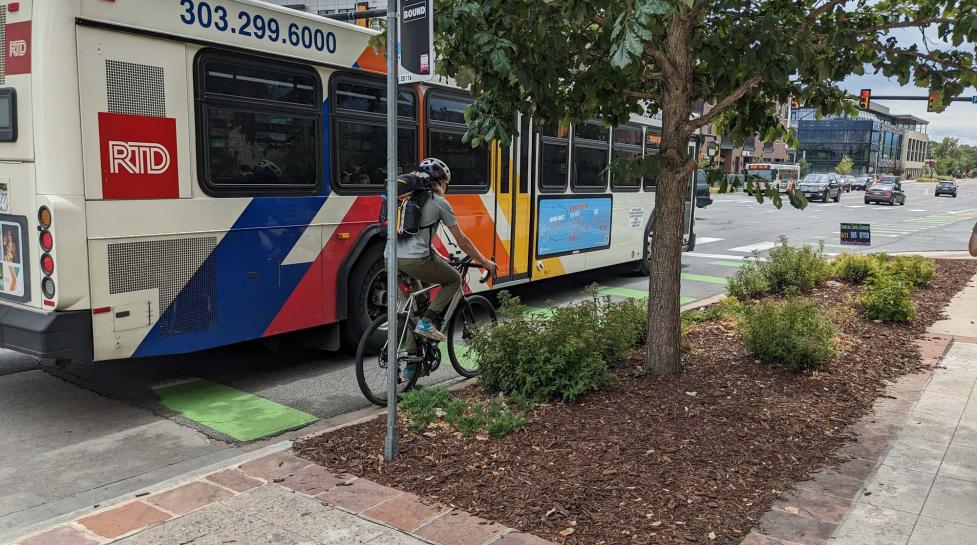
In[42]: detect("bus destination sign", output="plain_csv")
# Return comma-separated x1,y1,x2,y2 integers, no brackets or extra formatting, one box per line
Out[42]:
841,223,871,246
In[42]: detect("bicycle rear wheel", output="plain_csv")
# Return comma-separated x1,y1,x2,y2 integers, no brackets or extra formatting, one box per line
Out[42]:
355,314,421,406
447,295,497,378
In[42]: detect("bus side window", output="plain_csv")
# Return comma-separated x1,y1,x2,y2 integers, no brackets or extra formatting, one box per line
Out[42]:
196,51,323,196
426,93,490,193
572,122,609,192
611,125,642,192
331,75,418,192
539,120,570,192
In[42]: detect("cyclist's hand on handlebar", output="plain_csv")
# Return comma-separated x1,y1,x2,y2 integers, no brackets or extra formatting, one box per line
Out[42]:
481,259,498,276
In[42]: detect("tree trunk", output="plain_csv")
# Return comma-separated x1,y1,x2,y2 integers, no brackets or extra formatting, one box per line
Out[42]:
644,14,696,375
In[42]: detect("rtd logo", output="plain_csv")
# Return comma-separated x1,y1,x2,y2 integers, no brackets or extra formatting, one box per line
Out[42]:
108,141,171,175
8,40,27,58
98,113,180,199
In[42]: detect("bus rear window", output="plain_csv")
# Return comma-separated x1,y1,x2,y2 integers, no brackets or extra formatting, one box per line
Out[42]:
0,89,15,142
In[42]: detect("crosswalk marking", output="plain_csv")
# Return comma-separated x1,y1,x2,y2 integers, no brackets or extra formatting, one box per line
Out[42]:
686,252,764,261
695,237,724,245
730,241,778,252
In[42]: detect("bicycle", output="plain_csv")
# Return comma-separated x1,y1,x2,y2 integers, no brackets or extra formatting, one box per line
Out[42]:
354,255,497,406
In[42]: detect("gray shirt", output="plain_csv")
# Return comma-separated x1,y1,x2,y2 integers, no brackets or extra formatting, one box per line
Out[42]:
389,193,458,259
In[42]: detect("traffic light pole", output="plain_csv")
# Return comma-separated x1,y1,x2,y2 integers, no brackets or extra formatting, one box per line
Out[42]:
384,0,400,464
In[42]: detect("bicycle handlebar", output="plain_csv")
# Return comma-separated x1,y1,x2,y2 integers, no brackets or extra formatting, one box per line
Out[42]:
449,254,495,284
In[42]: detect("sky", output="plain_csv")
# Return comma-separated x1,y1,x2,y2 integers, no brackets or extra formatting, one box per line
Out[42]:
840,26,977,146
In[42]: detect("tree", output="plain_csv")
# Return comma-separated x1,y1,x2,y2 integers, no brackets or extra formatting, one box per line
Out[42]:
435,0,977,375
836,155,854,176
799,156,811,178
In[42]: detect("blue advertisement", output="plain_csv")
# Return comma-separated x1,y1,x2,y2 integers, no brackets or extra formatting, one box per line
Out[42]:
537,196,613,258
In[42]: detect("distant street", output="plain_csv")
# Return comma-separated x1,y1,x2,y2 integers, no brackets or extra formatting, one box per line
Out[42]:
2,179,976,542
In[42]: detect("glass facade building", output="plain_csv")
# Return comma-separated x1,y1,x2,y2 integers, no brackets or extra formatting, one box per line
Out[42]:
791,105,909,175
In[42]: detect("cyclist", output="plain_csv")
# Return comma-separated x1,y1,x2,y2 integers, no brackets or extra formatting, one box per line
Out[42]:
396,158,497,342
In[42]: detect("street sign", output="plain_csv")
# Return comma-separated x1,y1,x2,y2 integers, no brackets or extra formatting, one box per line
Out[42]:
972,96,977,104
841,223,871,246
398,0,434,83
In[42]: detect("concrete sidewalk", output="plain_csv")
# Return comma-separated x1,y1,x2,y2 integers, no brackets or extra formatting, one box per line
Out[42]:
10,450,553,545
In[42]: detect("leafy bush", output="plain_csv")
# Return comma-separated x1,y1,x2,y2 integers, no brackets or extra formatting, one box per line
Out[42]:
884,255,937,287
764,237,831,293
915,177,938,183
861,273,916,322
728,259,770,300
739,298,839,372
728,237,829,300
937,175,955,181
400,387,527,438
833,253,875,284
470,292,623,402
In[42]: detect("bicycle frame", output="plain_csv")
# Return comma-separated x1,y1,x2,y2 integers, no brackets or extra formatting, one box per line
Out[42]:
394,273,468,351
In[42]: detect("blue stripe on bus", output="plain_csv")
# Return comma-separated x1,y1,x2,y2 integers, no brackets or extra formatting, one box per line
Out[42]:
133,196,328,358
133,100,335,357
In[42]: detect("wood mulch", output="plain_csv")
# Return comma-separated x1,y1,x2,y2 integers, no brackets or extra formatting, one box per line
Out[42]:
295,259,977,545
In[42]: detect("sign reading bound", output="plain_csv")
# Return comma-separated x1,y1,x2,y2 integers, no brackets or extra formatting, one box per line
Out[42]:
398,0,434,83
841,223,871,246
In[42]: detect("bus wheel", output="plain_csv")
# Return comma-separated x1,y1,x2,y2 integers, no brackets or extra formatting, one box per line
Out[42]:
636,224,653,276
342,243,387,348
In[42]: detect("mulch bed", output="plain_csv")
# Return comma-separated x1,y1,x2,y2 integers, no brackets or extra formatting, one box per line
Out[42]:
296,259,977,545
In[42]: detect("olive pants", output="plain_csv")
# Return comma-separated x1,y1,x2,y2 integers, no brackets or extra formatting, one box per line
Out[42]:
398,254,461,321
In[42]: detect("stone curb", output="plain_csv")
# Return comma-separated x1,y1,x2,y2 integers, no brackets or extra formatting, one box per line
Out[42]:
11,450,556,545
739,333,960,545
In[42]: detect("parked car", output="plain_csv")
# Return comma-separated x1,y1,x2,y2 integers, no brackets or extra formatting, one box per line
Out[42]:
695,170,714,208
852,176,872,190
839,175,855,192
864,180,906,205
798,173,842,202
935,180,958,197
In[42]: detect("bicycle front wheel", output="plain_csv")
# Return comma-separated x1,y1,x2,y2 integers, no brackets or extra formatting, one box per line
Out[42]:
355,314,421,406
447,295,497,378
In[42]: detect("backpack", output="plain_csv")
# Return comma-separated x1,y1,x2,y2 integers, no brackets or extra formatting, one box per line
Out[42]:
379,172,436,240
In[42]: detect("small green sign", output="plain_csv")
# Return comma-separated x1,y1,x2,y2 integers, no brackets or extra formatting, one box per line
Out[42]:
841,223,871,246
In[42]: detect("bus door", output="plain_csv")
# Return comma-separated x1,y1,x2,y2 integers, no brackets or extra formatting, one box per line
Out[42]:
493,114,533,284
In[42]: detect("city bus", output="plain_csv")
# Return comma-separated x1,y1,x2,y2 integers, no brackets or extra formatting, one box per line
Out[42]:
745,163,801,193
0,0,699,363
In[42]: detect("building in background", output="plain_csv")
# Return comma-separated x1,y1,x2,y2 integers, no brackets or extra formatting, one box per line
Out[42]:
792,103,929,178
697,102,794,175
264,0,386,16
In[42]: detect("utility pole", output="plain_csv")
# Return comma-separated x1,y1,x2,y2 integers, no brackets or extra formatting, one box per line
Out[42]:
384,0,400,463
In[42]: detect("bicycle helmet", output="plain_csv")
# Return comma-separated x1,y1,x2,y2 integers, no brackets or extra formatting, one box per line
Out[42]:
419,157,452,184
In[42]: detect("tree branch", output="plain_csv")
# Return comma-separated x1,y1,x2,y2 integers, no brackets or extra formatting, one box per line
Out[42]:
803,0,846,25
687,74,763,130
647,46,679,81
867,42,977,74
627,90,662,100
864,17,953,33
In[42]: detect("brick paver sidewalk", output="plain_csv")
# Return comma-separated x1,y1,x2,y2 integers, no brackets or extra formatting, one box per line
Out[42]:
12,451,554,545
742,335,977,545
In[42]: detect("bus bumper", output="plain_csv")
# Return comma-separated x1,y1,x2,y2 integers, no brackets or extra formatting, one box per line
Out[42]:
0,305,93,360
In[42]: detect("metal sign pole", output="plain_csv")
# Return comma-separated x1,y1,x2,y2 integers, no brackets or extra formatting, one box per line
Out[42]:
384,0,400,463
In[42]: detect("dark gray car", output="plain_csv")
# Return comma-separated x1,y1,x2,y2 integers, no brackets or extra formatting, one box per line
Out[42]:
798,173,841,202
864,181,906,205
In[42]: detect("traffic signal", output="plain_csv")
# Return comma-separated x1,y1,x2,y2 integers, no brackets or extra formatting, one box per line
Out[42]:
858,89,871,110
927,90,939,112
791,96,799,109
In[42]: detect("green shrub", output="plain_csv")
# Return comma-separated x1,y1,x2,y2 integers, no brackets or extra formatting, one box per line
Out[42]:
739,298,839,373
400,387,527,438
861,273,916,322
884,255,937,287
915,177,938,183
833,253,875,284
937,175,955,181
764,237,831,293
728,238,829,300
470,292,620,402
728,259,770,300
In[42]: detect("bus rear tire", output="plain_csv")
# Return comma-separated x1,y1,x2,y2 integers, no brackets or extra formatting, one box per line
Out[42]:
342,243,386,349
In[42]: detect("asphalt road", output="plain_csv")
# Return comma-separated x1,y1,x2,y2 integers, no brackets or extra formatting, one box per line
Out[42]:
2,179,976,542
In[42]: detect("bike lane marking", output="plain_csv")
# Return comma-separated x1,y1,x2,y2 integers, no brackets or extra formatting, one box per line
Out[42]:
154,379,317,442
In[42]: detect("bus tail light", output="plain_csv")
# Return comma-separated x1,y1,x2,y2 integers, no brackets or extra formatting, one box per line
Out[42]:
38,207,52,229
39,231,53,252
38,206,56,305
40,254,54,275
41,277,56,299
